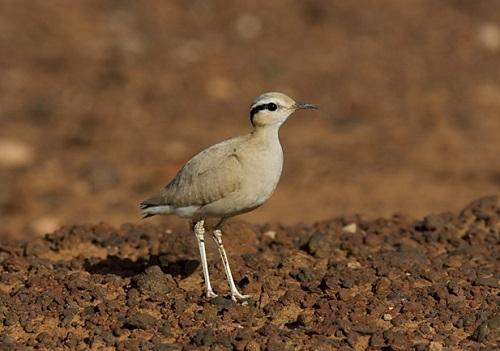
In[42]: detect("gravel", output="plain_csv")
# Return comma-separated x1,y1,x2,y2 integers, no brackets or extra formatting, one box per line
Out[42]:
0,196,498,349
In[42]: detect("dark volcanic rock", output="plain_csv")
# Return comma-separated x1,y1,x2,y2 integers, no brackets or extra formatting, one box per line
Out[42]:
0,197,498,349
132,265,176,297
124,312,158,330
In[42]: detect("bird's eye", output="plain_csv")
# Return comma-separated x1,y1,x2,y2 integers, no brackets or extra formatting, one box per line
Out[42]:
267,103,277,111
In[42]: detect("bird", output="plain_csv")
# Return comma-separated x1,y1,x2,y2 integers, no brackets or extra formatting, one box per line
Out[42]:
140,92,318,301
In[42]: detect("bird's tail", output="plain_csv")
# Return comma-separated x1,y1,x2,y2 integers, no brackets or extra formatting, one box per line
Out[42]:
139,195,172,219
140,203,156,219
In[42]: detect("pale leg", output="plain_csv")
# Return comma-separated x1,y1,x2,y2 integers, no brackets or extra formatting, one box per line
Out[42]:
193,220,217,298
212,228,250,301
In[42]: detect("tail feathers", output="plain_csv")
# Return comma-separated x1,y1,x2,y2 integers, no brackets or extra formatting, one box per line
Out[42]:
141,210,155,219
140,202,173,219
140,202,154,219
140,192,169,219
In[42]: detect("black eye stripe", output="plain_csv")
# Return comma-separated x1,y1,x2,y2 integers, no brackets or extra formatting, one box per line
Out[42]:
250,102,279,125
250,103,278,117
250,104,267,117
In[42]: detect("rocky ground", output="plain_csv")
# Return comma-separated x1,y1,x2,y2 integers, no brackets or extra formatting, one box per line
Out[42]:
1,1,500,238
0,196,498,350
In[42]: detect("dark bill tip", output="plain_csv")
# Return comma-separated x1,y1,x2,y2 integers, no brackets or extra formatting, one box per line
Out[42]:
295,102,319,110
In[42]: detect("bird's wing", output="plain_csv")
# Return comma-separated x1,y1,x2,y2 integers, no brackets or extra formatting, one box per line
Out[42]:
143,137,246,208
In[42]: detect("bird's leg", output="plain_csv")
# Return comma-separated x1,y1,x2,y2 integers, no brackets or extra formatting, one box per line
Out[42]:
212,221,250,301
193,220,217,298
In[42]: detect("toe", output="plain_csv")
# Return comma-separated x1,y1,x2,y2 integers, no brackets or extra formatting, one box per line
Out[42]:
206,291,218,299
231,291,251,301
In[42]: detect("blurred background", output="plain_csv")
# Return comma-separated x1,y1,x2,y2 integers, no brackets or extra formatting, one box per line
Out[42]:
0,0,499,239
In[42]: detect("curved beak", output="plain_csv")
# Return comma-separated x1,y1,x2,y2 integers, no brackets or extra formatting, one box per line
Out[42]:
294,102,319,110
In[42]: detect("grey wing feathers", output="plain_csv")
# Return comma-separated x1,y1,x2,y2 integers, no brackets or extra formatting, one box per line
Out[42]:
140,192,165,209
141,137,245,209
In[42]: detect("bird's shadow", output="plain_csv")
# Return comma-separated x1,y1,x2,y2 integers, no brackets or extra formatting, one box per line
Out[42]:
83,254,199,279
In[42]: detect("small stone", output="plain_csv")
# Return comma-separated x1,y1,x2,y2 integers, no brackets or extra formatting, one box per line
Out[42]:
235,327,253,341
444,256,462,268
292,267,316,282
60,307,77,327
263,230,276,240
23,321,35,333
127,288,140,307
340,276,355,288
132,265,176,297
421,214,446,231
347,261,361,269
23,239,49,257
306,232,330,258
101,331,115,346
351,321,379,335
370,333,385,348
3,312,18,326
36,332,51,344
472,316,500,342
383,314,393,321
342,223,357,233
158,325,171,337
419,324,432,334
191,328,214,347
124,313,158,330
429,341,443,351
297,313,313,327
210,295,235,310
391,314,405,327
64,332,78,349
338,288,354,301
245,339,260,351
346,331,359,347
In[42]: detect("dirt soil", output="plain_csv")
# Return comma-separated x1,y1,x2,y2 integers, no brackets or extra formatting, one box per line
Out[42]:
1,1,500,239
0,196,498,350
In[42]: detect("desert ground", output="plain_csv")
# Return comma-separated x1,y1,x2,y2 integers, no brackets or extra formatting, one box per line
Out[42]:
0,196,499,350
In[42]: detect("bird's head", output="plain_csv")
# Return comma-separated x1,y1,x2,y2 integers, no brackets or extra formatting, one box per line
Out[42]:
249,92,318,127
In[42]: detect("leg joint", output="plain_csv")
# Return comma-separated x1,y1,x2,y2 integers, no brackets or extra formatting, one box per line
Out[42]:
194,220,205,240
213,229,223,244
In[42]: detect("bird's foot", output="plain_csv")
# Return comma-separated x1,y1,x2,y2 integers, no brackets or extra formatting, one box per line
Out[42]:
206,289,218,299
230,290,251,302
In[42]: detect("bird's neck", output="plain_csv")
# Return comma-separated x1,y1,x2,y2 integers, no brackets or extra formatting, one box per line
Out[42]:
251,124,281,142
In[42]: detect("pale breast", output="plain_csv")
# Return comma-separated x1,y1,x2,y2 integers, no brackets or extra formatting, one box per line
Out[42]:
238,136,284,207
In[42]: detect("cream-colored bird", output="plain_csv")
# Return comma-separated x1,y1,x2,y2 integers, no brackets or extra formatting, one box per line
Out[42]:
140,92,317,301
